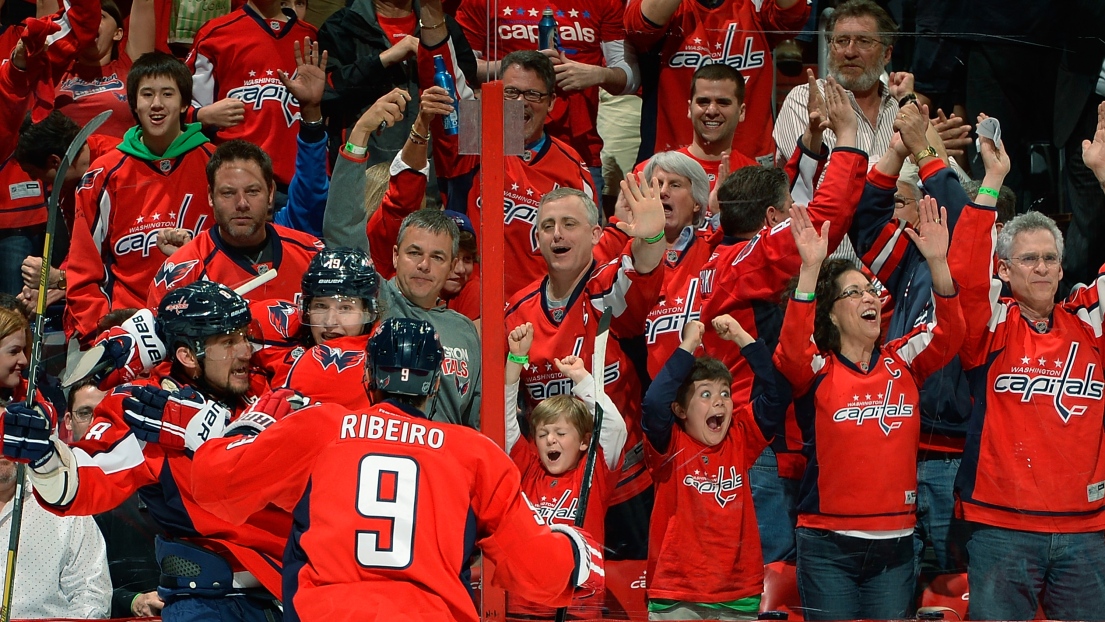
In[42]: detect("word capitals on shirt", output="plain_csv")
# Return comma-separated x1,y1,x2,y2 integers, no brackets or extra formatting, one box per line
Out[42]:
668,23,766,73
532,489,580,523
526,361,621,401
227,72,302,127
993,342,1105,423
115,196,208,259
832,379,913,436
645,277,700,344
683,465,744,508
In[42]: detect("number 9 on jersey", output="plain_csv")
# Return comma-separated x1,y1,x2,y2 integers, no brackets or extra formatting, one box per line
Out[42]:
356,454,419,569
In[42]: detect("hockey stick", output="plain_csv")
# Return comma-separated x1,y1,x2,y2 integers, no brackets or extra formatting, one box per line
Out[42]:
554,307,612,622
234,268,278,296
1,110,111,622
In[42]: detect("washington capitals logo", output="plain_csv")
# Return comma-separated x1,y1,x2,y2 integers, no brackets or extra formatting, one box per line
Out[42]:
267,301,298,340
312,344,364,372
994,342,1105,423
153,259,199,289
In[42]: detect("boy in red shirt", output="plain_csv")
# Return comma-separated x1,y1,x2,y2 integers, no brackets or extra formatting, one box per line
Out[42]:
640,316,789,619
504,322,627,618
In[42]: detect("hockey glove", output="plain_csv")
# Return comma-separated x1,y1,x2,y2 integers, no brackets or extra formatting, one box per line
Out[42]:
2,403,55,469
549,524,605,597
92,309,166,389
123,386,229,453
224,388,312,437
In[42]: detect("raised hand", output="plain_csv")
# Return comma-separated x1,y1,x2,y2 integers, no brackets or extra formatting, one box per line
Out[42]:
712,314,752,346
894,103,930,156
903,195,949,261
806,68,828,136
1082,101,1105,184
679,319,706,353
887,71,914,101
789,203,829,268
278,37,328,111
933,109,971,160
553,354,588,384
823,77,858,141
416,85,455,127
508,322,534,358
356,88,411,134
156,228,193,257
708,153,730,219
977,113,1011,181
616,172,665,241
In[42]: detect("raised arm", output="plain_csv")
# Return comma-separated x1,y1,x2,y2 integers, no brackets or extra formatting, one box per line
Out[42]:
641,320,704,453
772,205,826,394
555,355,628,471
125,0,156,61
619,172,667,274
504,323,534,454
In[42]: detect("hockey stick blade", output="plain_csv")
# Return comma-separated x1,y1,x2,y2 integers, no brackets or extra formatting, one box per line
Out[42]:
60,344,107,388
234,268,278,296
554,307,612,622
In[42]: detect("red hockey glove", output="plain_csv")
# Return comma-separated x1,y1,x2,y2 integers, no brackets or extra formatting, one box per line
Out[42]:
122,386,229,453
224,389,313,437
549,524,605,597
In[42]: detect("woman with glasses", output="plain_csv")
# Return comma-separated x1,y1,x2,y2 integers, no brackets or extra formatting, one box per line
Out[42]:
773,200,963,620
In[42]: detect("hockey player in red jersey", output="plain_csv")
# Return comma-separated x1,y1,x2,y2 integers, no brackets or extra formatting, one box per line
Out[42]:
183,318,604,622
504,322,626,618
640,316,788,618
505,177,666,559
66,52,216,344
947,120,1105,620
186,0,318,187
147,139,323,310
2,281,288,622
773,203,963,620
624,0,809,165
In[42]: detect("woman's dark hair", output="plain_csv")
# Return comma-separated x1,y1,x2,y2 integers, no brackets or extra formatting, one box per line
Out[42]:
812,259,869,353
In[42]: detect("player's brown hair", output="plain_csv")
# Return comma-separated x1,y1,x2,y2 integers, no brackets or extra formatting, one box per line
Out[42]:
675,357,732,409
531,395,594,439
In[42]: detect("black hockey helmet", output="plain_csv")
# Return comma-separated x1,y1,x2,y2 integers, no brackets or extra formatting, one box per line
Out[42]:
368,318,443,398
157,281,252,358
301,247,380,318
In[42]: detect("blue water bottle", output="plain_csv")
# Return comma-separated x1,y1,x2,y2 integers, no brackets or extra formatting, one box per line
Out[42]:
538,8,558,51
433,55,460,136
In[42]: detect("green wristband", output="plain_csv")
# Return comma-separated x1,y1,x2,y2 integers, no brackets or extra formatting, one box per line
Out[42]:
793,291,815,302
344,142,368,156
644,231,665,244
507,353,529,365
977,186,1000,199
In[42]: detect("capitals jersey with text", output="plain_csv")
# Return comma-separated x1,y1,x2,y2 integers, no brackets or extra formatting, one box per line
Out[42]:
643,228,716,379
509,442,613,618
38,365,288,596
949,202,1105,533
66,143,215,342
147,222,322,310
191,400,586,622
468,135,594,299
455,0,630,168
186,6,317,186
54,53,133,139
625,0,809,163
505,244,663,503
773,292,964,532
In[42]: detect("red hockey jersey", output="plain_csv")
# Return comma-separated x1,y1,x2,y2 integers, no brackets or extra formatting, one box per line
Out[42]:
66,141,216,342
645,412,767,602
643,229,715,379
949,202,1105,533
40,366,286,596
624,0,809,163
468,135,595,299
191,399,585,622
505,244,662,503
146,222,322,310
455,0,629,168
186,6,318,186
773,293,964,532
54,54,134,139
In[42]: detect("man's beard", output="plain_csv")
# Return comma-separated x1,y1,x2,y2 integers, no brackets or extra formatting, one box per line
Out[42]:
829,60,883,93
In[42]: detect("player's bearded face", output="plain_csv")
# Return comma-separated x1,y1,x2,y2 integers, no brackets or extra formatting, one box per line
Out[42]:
211,160,274,248
675,378,733,447
0,330,28,390
536,197,601,278
535,416,589,476
688,79,745,146
201,331,253,398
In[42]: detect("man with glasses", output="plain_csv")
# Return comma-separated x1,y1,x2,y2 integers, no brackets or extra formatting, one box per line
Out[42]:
773,0,902,163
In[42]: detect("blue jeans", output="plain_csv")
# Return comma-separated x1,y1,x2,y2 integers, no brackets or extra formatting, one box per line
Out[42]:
914,455,969,575
749,447,800,563
0,230,40,296
966,525,1105,621
795,527,916,621
162,595,282,622
588,166,605,201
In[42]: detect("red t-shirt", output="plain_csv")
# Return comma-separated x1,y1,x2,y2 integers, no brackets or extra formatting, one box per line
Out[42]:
377,13,416,45
55,54,135,139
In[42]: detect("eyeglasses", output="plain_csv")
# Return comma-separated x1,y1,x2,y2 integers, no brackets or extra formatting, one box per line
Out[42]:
1005,253,1061,268
503,87,551,103
836,285,880,301
894,195,917,209
830,35,883,51
70,407,95,422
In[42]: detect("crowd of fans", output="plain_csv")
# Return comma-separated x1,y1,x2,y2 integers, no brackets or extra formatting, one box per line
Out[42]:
0,0,1104,619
